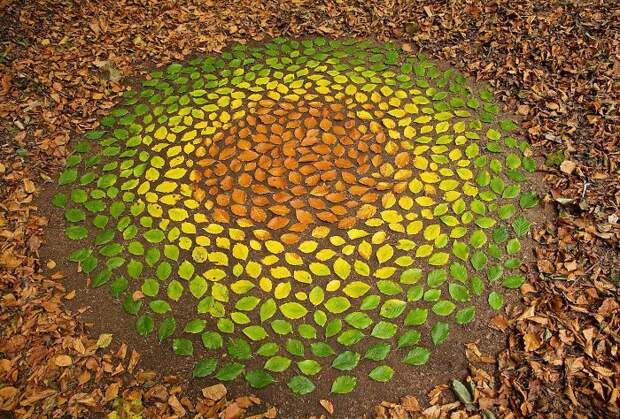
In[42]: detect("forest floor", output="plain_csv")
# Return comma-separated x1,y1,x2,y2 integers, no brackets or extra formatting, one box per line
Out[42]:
0,0,618,418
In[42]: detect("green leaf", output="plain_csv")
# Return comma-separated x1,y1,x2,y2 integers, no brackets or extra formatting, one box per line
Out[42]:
345,312,373,329
449,283,470,302
288,375,315,395
201,331,223,350
297,359,321,375
286,338,304,357
256,342,279,357
264,355,291,372
432,300,456,316
379,299,406,319
377,280,402,295
236,296,261,311
243,325,267,341
450,262,468,282
498,204,516,220
476,217,496,229
360,294,381,310
404,308,428,326
52,193,67,208
91,269,111,287
492,226,509,243
452,240,469,260
155,261,172,281
487,264,503,283
371,321,397,339
215,363,244,381
271,319,292,335
228,337,252,360
126,259,143,279
523,156,536,172
325,319,343,338
58,168,78,185
488,291,504,310
471,251,488,271
136,315,154,337
470,276,484,295
100,243,122,257
65,226,88,240
122,295,141,315
324,296,351,314
397,330,421,348
369,365,394,382
407,285,424,302
502,274,525,289
192,357,218,378
178,261,194,280
331,351,360,371
400,268,422,284
337,329,365,345
110,276,128,298
452,379,474,404
164,244,180,261
431,321,450,345
280,302,308,319
455,307,476,325
504,258,522,269
403,346,430,365
520,192,539,209
65,208,86,222
245,369,274,389
427,269,448,287
167,280,184,301
331,375,357,394
172,338,193,356
506,238,521,255
311,342,336,357
149,300,171,314
424,288,441,302
469,230,487,248
502,184,521,199
260,298,277,321
144,229,165,243
184,319,206,334
512,216,532,236
365,343,391,361
158,317,176,343
189,277,208,298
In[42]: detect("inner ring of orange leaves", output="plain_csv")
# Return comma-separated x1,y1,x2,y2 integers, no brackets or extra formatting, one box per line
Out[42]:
190,98,412,245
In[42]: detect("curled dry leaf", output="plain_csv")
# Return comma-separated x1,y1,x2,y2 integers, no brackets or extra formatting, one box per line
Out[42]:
96,333,113,348
54,355,72,367
202,383,227,401
320,399,334,414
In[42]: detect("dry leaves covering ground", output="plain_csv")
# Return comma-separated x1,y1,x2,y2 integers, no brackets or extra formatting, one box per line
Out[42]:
0,0,618,418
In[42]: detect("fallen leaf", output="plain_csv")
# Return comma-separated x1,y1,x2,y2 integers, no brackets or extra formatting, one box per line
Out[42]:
320,399,334,414
54,355,72,367
202,384,227,401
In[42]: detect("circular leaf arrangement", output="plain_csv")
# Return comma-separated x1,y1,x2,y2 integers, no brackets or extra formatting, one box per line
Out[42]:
52,38,538,395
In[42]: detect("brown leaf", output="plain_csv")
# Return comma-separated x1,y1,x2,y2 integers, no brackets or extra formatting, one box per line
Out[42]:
266,216,289,230
320,399,334,414
202,384,227,401
54,355,72,367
